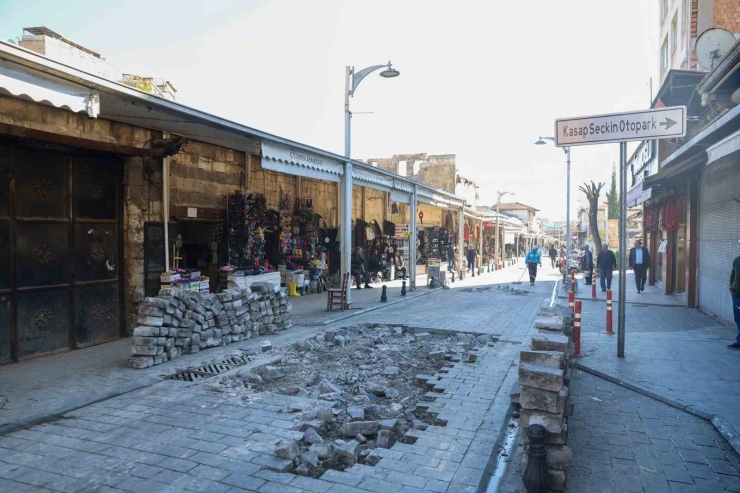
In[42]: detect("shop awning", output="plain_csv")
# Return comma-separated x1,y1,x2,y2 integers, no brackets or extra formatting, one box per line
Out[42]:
261,141,342,182
626,182,652,207
390,190,410,204
707,128,740,166
0,58,99,117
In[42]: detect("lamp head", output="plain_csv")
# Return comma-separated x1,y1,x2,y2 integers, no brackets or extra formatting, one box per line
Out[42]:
380,63,400,78
534,138,547,145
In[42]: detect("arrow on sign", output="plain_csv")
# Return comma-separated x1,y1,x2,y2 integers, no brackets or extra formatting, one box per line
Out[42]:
660,118,677,130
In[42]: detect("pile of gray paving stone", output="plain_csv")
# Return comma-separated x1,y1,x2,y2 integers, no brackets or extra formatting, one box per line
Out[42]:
128,282,292,369
516,304,575,491
227,324,491,478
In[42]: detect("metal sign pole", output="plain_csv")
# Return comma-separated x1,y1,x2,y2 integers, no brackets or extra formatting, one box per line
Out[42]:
617,142,627,358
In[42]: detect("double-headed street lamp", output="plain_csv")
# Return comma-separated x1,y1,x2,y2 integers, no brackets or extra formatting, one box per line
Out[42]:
342,62,400,302
495,191,513,264
535,136,571,283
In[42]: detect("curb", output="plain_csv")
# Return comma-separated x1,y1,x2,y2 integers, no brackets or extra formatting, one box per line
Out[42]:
555,294,685,308
575,362,740,457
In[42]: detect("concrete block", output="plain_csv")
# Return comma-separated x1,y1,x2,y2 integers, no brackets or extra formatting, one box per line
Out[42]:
520,350,565,369
519,408,564,434
535,314,564,331
531,333,569,353
518,363,564,392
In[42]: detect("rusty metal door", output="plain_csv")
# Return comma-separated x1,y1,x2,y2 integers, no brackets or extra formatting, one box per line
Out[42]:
0,138,122,363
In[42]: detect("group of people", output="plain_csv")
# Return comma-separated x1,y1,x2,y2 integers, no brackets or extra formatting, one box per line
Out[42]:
350,246,407,290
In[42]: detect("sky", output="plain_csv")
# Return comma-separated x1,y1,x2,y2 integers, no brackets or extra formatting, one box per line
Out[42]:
0,0,659,222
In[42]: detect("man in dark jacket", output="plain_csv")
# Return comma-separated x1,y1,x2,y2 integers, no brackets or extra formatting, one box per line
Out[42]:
548,245,558,269
581,245,594,285
351,247,372,289
628,239,651,293
728,239,740,349
597,243,617,292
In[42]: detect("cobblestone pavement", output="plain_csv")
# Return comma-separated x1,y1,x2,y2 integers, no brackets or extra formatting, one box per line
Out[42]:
576,300,740,432
0,338,523,492
502,369,740,492
0,260,556,492
557,272,684,307
0,260,544,435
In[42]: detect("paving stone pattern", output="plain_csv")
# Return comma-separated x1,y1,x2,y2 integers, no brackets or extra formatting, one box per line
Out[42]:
576,300,740,433
0,342,521,493
503,369,740,492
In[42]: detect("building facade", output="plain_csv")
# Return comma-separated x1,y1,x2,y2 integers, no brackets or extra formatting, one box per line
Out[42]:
658,0,740,83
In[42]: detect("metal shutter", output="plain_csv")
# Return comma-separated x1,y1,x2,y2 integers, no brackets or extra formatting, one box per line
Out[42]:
698,153,740,323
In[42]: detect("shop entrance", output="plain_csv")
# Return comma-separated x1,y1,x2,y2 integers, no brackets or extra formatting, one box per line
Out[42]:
0,137,122,363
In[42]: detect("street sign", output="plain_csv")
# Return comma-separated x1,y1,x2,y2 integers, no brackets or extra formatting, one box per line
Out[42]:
555,106,686,147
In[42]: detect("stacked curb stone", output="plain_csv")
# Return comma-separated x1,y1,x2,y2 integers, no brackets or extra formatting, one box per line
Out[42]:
518,305,575,491
128,282,292,369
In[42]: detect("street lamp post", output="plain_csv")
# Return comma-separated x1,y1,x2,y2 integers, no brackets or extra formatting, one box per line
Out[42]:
342,62,399,302
495,191,513,265
535,136,571,283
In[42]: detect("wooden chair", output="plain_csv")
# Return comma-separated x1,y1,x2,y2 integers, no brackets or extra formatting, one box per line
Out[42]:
326,273,349,311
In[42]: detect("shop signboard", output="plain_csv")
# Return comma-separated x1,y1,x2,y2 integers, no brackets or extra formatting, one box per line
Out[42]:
395,224,410,239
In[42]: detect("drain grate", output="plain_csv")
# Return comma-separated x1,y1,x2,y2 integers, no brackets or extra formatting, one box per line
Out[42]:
166,354,253,382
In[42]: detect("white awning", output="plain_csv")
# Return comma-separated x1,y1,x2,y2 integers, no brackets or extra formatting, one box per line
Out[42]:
261,141,342,182
707,128,740,165
353,168,393,193
0,58,99,117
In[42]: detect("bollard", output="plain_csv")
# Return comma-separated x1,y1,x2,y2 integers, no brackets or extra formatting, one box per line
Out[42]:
522,424,549,493
592,281,597,300
574,300,582,358
380,285,387,302
605,289,614,335
568,290,575,313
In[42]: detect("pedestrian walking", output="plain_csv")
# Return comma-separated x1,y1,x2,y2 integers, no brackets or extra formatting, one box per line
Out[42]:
467,245,477,274
581,245,594,285
728,239,740,349
628,239,651,293
447,244,456,270
549,245,557,269
525,246,542,286
597,243,617,291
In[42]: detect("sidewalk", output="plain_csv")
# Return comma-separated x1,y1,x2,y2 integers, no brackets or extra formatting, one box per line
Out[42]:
577,296,740,435
557,271,685,307
0,260,528,436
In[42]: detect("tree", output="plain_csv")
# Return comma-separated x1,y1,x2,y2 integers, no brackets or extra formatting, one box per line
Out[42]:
606,163,619,219
579,181,605,254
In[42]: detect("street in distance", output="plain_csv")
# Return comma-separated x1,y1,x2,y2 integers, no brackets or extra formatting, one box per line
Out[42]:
555,106,686,147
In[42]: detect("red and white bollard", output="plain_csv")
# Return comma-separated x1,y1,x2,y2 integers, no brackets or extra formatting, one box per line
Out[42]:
574,300,582,358
605,289,614,335
592,281,597,300
568,290,575,313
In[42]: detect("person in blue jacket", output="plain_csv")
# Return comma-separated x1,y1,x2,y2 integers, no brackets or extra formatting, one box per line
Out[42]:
525,246,542,286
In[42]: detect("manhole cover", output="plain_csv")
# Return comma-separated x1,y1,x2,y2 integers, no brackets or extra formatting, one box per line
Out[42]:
166,355,252,381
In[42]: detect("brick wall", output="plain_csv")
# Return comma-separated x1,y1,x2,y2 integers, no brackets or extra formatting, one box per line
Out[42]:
364,153,460,193
713,0,740,32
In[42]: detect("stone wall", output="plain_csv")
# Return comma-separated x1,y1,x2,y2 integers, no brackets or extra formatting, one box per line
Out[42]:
129,282,292,368
170,141,245,210
516,305,575,491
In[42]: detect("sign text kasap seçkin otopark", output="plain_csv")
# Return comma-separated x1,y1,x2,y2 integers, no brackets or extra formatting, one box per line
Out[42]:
555,106,686,147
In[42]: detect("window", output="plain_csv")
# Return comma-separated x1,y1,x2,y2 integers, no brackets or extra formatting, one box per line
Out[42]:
671,15,678,52
371,161,378,168
397,160,407,177
661,39,669,71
